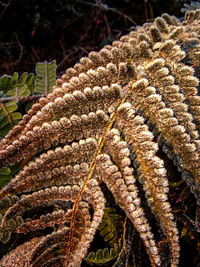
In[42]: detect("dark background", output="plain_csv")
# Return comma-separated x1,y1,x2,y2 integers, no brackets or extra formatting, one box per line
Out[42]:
0,0,191,76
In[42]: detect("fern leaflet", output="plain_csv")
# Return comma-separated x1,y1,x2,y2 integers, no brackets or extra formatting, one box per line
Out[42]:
35,60,57,94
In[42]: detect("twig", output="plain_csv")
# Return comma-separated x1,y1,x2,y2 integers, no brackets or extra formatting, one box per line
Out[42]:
0,0,11,20
75,0,137,26
59,40,66,58
0,95,46,103
15,33,23,66
108,7,137,26
103,12,111,37
31,46,40,62
79,47,89,54
57,47,77,70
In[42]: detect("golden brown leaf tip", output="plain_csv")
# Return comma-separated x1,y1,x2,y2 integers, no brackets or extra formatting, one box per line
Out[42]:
1,9,200,267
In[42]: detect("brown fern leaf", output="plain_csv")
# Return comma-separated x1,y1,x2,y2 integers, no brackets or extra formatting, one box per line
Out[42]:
1,9,200,267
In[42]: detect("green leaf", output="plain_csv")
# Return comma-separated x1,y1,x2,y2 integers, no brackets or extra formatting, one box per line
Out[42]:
0,175,12,191
98,207,124,246
5,100,18,113
0,72,35,97
18,72,28,86
12,72,19,86
0,75,12,93
35,60,57,94
0,168,11,176
0,100,21,137
10,112,22,120
0,163,21,190
102,247,109,259
84,244,121,265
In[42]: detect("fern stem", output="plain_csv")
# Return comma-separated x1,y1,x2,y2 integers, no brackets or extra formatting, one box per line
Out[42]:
65,95,127,265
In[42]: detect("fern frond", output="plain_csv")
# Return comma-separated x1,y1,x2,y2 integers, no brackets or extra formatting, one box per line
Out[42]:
0,100,22,137
35,60,57,94
96,153,161,266
84,242,121,266
98,207,124,247
0,72,36,96
0,138,96,199
0,237,43,266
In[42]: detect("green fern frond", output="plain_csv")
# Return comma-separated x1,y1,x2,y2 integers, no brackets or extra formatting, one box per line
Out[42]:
0,76,12,94
0,72,32,137
0,72,36,97
35,60,57,94
0,100,22,137
0,60,57,98
98,207,124,247
84,243,121,266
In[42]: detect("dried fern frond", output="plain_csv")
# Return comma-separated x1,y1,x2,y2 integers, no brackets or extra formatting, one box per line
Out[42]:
1,9,200,267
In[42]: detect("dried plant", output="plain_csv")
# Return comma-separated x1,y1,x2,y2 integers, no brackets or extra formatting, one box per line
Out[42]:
0,9,200,267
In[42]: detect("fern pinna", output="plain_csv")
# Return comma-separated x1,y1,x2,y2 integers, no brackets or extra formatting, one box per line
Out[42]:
0,10,200,267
